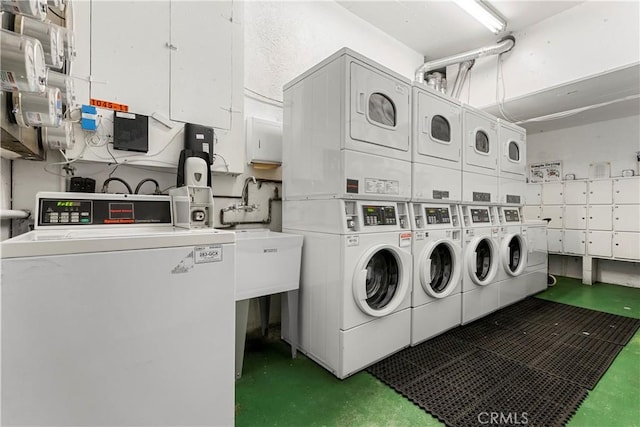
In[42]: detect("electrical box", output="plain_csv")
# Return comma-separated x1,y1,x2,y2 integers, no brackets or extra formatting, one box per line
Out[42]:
613,205,640,232
541,205,563,229
547,229,563,253
588,205,612,231
563,205,587,229
612,232,640,259
563,230,586,255
246,117,282,166
525,183,542,205
587,231,612,257
564,180,587,205
613,177,640,204
588,179,613,204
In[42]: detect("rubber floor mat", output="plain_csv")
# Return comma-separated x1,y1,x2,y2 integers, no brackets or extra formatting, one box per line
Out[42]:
368,298,639,427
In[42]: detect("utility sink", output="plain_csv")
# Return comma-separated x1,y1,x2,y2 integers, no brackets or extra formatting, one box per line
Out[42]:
234,229,303,301
234,229,303,379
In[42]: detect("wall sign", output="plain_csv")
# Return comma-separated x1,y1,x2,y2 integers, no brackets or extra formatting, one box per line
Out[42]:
529,161,562,182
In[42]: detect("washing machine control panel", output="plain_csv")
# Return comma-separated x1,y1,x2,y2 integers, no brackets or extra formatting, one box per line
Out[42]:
362,205,397,226
424,207,451,225
37,194,173,227
503,208,520,222
470,208,491,224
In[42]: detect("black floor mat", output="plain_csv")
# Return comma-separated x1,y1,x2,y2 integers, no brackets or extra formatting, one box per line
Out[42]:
368,298,640,427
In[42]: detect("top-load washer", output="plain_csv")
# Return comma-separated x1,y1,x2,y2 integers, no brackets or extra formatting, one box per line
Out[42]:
283,199,412,379
460,204,500,324
283,48,412,201
409,202,463,345
1,192,236,427
494,206,529,308
411,83,462,202
462,105,498,204
497,119,527,205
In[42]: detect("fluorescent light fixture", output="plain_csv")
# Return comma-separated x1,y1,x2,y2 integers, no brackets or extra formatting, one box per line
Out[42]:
453,0,506,34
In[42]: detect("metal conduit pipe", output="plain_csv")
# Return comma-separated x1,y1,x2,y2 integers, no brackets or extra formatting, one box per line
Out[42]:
450,60,474,99
415,36,515,84
0,209,30,220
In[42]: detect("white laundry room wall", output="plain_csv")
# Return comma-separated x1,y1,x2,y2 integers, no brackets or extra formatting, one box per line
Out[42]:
527,113,640,287
453,1,640,110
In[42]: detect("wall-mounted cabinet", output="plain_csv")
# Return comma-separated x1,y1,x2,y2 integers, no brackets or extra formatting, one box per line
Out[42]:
541,205,563,229
588,179,612,204
613,232,640,260
547,229,563,253
613,205,640,232
564,205,586,229
525,183,542,205
563,229,586,255
613,178,640,204
564,180,587,205
542,182,563,205
587,231,612,257
588,205,612,231
66,0,244,174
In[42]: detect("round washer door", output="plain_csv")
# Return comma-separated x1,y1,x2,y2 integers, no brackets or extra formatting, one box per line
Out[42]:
501,233,528,277
419,239,461,299
465,236,498,286
352,244,410,317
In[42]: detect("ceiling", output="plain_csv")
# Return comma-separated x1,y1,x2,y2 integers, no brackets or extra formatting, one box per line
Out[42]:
336,1,640,132
336,1,584,59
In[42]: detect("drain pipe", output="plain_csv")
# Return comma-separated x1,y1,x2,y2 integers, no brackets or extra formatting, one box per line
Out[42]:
450,60,475,98
415,36,515,84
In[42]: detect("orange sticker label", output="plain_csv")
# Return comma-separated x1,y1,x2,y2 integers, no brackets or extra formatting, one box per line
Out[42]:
90,98,129,112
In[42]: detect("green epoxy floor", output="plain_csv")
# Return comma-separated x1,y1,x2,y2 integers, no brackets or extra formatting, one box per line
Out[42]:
235,277,640,427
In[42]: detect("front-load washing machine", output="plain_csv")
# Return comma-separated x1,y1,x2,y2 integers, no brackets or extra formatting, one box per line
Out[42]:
494,206,529,308
513,220,549,297
411,83,462,202
283,199,412,379
460,204,500,324
283,48,412,201
409,202,463,345
462,105,498,204
497,119,527,205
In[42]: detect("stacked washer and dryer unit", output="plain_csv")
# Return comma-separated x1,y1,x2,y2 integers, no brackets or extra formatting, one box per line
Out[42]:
409,83,465,345
282,49,414,379
460,107,542,324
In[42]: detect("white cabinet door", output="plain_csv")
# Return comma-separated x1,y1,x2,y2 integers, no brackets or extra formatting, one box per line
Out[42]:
587,231,612,257
563,230,586,255
525,184,542,205
523,205,541,221
563,205,587,229
564,181,587,205
588,180,612,204
542,182,563,205
612,232,640,260
613,177,640,204
613,205,640,232
547,229,563,253
541,205,563,229
588,205,613,231
90,2,171,115
170,1,233,130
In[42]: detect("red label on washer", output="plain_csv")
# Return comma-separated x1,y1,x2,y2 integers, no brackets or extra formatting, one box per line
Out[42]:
399,232,412,247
